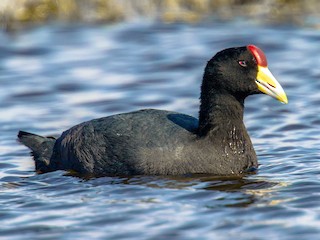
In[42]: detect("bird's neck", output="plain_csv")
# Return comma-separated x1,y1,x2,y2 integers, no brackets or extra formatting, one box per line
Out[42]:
196,92,257,174
198,92,245,137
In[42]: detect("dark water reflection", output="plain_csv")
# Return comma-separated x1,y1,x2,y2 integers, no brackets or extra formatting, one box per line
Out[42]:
0,21,320,239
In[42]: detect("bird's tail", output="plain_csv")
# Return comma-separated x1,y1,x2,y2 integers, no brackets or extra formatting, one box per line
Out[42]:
18,131,56,173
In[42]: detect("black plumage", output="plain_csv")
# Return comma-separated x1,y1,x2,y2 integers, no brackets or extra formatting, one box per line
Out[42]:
18,45,286,176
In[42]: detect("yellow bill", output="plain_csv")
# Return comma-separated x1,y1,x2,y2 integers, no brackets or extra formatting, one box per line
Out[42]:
255,66,288,104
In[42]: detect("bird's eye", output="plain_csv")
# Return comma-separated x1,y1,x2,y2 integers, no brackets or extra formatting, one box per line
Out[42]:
238,60,247,67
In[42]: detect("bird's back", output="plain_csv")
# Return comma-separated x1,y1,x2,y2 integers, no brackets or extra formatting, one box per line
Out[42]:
49,109,199,175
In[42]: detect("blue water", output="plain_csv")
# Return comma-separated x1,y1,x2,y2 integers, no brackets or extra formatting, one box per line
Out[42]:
0,21,319,239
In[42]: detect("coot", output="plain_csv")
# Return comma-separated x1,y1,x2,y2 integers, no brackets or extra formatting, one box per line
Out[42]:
18,45,288,176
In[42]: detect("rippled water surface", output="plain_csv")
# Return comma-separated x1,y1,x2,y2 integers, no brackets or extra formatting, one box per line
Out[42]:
0,21,319,239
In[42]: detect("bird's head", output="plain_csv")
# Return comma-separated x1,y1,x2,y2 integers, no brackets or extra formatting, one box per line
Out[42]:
202,45,288,104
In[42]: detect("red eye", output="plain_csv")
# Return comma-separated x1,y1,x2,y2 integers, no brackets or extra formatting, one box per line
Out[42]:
238,60,247,67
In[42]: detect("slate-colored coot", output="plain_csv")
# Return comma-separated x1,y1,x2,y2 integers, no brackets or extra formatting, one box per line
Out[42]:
18,45,288,176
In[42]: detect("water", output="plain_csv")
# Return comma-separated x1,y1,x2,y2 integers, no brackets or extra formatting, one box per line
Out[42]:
0,21,320,239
